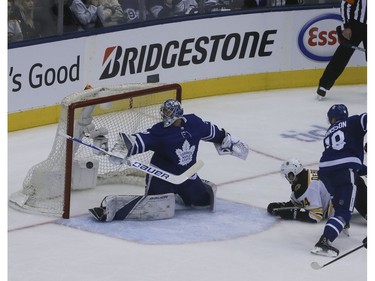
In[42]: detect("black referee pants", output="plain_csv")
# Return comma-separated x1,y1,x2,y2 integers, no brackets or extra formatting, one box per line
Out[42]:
319,21,367,90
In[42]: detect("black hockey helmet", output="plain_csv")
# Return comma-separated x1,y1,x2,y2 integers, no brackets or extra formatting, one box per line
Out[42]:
327,104,348,123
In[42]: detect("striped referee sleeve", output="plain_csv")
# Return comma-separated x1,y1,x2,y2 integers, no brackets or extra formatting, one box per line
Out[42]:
341,0,367,25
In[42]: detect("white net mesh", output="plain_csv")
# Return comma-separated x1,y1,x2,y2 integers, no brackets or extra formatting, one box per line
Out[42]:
9,83,181,217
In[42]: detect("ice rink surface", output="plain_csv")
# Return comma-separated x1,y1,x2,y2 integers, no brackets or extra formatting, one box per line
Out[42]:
7,85,369,281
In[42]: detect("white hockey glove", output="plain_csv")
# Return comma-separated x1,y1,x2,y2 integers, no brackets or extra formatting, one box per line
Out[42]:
214,131,249,160
109,133,136,165
108,149,128,165
93,135,108,155
83,124,109,155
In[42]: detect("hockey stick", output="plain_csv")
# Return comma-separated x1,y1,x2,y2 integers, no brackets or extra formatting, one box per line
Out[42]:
310,244,365,270
58,131,204,185
273,206,302,212
336,26,366,52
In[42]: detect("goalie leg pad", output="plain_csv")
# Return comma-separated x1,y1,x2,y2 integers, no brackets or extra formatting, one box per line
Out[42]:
96,193,175,221
202,179,217,212
89,207,107,221
126,193,175,220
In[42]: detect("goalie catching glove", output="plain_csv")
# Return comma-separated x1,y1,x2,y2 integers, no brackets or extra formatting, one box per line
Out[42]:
109,132,136,165
82,124,109,155
215,130,249,160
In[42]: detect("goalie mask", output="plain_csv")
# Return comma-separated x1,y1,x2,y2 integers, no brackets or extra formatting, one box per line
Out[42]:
281,159,303,184
160,99,184,127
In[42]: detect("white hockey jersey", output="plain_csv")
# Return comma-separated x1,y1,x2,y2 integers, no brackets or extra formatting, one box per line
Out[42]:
290,169,334,222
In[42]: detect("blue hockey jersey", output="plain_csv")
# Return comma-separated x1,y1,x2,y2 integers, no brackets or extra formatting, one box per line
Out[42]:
129,114,226,175
319,113,367,171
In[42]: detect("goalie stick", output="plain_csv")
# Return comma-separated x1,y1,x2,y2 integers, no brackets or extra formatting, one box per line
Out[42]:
336,26,366,52
58,131,204,185
311,244,366,270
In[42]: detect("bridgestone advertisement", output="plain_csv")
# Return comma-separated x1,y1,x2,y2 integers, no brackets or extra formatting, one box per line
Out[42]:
8,8,366,113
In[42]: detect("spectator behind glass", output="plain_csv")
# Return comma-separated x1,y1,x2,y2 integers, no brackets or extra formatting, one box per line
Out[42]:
8,0,24,42
69,0,104,29
33,0,58,36
118,0,140,23
90,0,127,26
285,0,300,4
51,0,84,32
168,0,198,15
242,0,266,8
147,0,198,19
13,0,42,40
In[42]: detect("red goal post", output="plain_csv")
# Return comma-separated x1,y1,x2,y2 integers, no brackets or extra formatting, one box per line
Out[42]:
9,83,182,218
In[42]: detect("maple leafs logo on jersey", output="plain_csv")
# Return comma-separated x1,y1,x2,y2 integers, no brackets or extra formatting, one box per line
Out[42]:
176,140,195,166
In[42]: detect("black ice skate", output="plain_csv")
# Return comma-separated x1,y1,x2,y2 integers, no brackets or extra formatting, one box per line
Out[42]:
316,87,327,100
311,236,339,257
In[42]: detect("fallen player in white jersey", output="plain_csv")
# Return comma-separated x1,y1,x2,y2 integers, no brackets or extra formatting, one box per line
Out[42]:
267,158,367,224
268,158,367,257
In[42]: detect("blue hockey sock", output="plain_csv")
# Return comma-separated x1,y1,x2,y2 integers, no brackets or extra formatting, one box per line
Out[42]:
323,216,345,242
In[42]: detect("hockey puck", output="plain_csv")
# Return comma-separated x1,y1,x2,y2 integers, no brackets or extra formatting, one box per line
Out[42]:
86,161,94,169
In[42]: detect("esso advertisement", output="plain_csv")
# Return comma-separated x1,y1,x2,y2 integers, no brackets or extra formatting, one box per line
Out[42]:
298,13,342,61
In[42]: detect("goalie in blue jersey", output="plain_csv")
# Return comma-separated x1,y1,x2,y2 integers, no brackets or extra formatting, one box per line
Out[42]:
310,104,367,258
89,99,249,221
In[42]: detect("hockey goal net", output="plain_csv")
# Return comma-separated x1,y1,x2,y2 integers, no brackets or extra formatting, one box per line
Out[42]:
9,83,182,218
